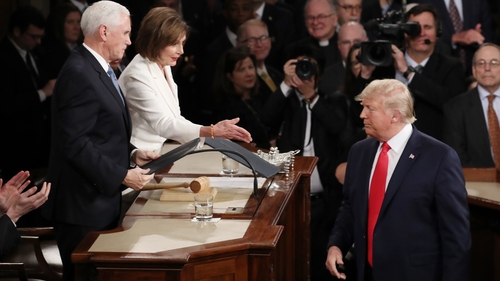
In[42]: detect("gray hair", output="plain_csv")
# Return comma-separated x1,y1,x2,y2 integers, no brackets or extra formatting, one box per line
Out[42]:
355,79,416,124
472,42,500,64
81,0,130,37
305,0,337,17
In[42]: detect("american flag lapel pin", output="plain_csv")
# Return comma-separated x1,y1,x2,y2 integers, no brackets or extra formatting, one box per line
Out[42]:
409,154,415,159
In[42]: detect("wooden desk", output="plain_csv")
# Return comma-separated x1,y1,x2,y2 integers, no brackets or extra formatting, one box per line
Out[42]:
463,168,500,281
72,153,317,281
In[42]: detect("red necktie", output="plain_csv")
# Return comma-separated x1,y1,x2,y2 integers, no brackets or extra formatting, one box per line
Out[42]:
487,95,500,169
367,142,390,267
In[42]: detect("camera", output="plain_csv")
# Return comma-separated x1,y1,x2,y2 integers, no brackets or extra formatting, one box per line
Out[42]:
294,57,317,80
360,10,421,66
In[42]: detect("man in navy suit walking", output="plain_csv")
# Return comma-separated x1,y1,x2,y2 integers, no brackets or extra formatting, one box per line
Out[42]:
326,79,470,281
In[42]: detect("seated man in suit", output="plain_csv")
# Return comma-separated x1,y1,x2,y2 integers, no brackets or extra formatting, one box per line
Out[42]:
261,42,348,281
0,171,50,257
326,78,470,281
357,4,464,140
319,21,367,94
444,43,500,168
236,19,283,104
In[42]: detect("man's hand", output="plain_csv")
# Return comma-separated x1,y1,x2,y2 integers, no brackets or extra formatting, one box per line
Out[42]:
283,59,298,87
122,167,154,191
452,24,484,46
213,118,252,143
391,45,409,74
133,150,160,167
6,181,51,223
42,79,57,97
0,171,31,216
325,246,347,280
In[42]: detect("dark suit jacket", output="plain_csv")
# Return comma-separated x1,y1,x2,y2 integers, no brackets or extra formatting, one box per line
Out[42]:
443,87,495,167
0,215,21,258
42,46,134,229
261,87,348,205
0,38,51,178
329,127,470,281
284,35,341,70
319,60,345,95
261,3,296,71
358,51,464,140
408,0,493,72
257,64,283,104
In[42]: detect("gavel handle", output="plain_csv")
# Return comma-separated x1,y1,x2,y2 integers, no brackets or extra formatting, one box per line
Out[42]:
141,182,190,190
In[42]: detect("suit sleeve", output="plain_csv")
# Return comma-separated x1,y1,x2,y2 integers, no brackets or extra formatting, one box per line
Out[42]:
0,215,21,258
311,94,348,136
434,147,471,281
119,65,201,144
442,97,469,165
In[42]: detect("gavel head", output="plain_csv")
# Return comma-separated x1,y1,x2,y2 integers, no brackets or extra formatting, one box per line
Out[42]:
190,176,210,193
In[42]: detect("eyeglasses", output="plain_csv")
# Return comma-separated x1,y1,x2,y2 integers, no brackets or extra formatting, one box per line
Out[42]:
337,4,362,13
305,14,333,23
474,60,500,69
240,35,271,46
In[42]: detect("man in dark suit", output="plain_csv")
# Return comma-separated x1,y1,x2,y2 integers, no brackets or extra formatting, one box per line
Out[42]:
236,19,283,104
40,2,158,280
261,42,348,281
0,171,50,257
0,6,56,181
408,0,493,73
326,78,470,281
444,43,500,168
319,21,367,94
253,0,296,70
357,4,464,140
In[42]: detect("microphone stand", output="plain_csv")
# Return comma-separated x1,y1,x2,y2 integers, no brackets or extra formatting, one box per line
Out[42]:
186,148,260,197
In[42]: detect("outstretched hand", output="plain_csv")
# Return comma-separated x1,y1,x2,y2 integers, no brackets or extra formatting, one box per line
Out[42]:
213,118,252,143
0,171,31,216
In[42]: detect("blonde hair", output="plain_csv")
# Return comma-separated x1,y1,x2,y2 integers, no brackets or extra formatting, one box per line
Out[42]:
355,79,416,124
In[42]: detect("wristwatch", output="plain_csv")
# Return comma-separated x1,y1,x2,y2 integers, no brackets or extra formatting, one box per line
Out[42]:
403,66,415,79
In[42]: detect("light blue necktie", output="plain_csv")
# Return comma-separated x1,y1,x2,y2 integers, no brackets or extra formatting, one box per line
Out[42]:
107,65,125,106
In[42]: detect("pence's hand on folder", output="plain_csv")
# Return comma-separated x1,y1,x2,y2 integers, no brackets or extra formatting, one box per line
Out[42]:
123,167,155,191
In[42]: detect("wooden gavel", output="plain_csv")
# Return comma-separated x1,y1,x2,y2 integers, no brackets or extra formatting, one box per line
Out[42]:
141,176,210,193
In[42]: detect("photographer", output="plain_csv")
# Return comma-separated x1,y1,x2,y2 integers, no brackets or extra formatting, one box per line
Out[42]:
261,42,348,281
357,4,465,140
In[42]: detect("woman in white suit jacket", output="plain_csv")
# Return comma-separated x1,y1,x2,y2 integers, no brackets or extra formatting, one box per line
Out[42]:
118,7,251,153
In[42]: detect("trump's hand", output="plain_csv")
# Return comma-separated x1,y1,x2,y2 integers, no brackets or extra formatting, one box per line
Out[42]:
325,246,346,280
123,167,155,191
7,181,50,223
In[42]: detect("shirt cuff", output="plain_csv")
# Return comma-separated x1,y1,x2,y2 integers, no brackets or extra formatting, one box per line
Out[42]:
280,82,292,97
38,89,46,102
130,148,138,168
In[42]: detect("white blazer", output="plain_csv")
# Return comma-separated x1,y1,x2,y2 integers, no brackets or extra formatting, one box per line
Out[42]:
118,54,201,153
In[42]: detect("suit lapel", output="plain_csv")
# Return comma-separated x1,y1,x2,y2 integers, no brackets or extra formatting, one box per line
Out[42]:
466,88,492,160
421,51,438,77
379,128,422,216
148,60,182,117
78,47,131,134
357,139,380,231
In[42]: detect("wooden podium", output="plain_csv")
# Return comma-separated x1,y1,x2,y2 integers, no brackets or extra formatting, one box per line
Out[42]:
72,149,317,281
463,168,500,281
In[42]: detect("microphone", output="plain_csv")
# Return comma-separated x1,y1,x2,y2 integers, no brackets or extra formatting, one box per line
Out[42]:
424,39,432,45
187,148,260,197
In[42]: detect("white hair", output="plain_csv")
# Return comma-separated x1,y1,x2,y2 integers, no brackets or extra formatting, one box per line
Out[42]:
81,0,130,37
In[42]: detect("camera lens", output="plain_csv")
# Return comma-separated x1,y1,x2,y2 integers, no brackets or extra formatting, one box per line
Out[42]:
295,58,317,80
367,44,388,65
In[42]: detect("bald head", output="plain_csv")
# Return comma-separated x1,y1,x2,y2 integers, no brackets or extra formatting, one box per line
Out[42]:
337,21,367,62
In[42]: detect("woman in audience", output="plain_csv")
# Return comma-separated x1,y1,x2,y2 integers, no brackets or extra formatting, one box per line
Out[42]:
213,46,273,149
118,7,251,154
42,3,82,78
